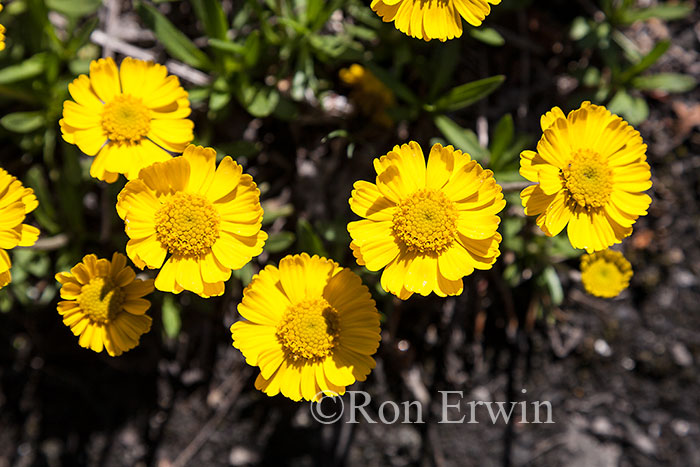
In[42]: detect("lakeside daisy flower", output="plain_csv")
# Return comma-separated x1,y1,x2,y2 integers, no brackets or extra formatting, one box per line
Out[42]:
348,142,505,299
371,0,501,42
580,249,632,298
59,57,194,183
0,168,40,290
116,144,267,298
339,64,395,127
520,102,652,252
55,253,154,356
231,253,381,402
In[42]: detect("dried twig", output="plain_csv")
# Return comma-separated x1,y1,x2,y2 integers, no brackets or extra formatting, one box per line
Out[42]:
171,367,251,467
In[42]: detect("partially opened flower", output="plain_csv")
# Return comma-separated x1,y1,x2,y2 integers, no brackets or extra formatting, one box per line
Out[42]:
580,249,632,298
231,253,381,402
116,144,267,298
60,57,194,183
348,142,505,299
339,64,395,127
520,102,652,252
55,253,154,356
0,168,40,290
371,0,501,42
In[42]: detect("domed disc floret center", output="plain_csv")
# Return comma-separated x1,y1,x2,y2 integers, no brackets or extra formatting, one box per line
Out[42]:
77,277,124,323
563,148,613,209
392,189,458,254
155,192,221,258
101,95,151,143
277,299,341,361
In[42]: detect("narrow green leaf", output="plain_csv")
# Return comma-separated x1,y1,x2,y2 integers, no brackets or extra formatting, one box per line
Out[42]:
431,75,505,112
208,38,246,55
136,2,212,70
162,295,181,338
434,115,489,161
428,41,460,100
489,113,514,168
243,30,261,68
542,266,564,306
618,40,669,83
1,112,45,133
296,219,328,257
264,231,296,253
619,4,693,24
191,0,228,40
632,73,696,93
469,27,505,46
46,0,101,16
0,54,46,85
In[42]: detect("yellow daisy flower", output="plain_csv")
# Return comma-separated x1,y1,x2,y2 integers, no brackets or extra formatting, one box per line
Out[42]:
55,252,154,356
371,0,501,42
0,168,40,290
59,57,194,183
580,249,632,298
348,142,505,299
231,253,381,402
339,64,395,127
520,102,652,253
0,2,6,52
116,144,267,298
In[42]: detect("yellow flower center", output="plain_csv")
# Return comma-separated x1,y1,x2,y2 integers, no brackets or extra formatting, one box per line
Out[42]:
155,192,221,258
562,149,613,209
392,189,458,254
101,95,151,143
276,299,341,361
77,277,124,323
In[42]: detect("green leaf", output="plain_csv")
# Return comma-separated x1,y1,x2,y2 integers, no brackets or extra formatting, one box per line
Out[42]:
607,90,649,125
236,83,280,117
232,262,254,286
296,219,328,257
632,73,696,93
208,38,246,55
243,30,261,68
469,27,505,46
434,115,489,161
264,231,296,253
489,113,514,168
1,112,45,133
542,266,564,306
365,63,419,105
618,40,669,83
46,0,101,16
0,54,46,85
619,3,693,24
191,0,228,41
162,295,181,339
136,2,212,70
428,41,460,100
430,75,505,112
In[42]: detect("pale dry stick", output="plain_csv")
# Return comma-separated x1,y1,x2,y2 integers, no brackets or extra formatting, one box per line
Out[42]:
91,30,156,61
164,60,212,86
90,31,211,86
499,181,531,193
102,0,121,58
26,234,69,251
171,367,252,467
